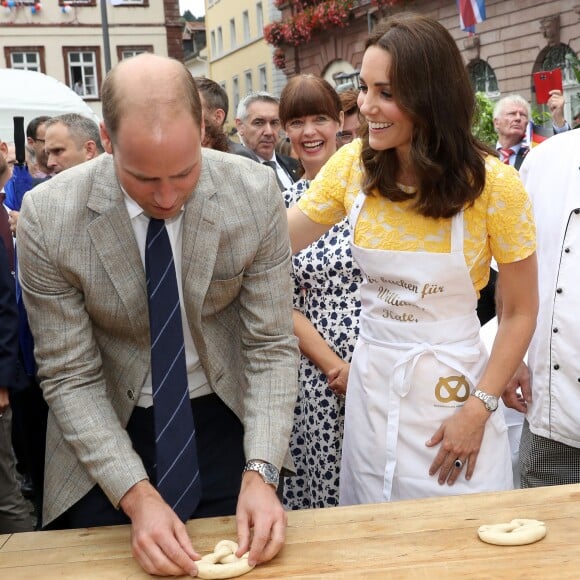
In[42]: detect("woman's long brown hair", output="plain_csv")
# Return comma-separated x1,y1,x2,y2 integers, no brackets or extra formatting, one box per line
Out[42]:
360,12,495,218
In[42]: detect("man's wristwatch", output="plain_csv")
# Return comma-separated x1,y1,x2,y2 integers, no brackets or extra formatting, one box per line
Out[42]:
243,460,280,488
471,389,499,412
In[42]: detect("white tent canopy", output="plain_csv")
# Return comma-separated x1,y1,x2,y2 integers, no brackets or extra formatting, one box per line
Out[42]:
0,69,100,141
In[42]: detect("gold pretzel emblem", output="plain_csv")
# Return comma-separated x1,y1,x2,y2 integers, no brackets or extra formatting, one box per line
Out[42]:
435,375,470,403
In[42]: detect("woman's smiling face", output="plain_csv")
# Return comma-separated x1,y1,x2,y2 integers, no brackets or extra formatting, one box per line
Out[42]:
357,45,414,157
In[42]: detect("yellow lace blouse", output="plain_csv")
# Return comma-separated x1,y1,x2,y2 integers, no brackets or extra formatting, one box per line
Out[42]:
297,140,536,293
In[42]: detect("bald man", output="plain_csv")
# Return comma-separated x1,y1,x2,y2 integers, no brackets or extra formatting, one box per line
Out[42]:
17,54,298,576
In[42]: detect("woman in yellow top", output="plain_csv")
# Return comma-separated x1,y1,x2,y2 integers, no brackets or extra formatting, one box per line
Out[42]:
287,13,538,504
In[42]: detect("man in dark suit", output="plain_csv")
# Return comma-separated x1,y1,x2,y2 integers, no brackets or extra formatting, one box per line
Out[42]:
0,211,35,532
233,92,300,190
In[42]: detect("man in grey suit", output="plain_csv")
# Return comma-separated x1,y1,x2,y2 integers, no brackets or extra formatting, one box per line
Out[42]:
17,54,298,577
233,92,300,190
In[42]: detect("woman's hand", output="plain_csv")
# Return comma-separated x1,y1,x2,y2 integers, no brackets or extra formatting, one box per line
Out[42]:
327,362,350,398
426,400,489,485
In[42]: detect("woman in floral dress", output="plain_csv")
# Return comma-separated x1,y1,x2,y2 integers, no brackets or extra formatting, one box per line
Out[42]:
279,75,362,509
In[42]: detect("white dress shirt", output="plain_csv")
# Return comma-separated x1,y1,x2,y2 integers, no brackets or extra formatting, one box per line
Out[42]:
123,193,211,407
257,154,293,190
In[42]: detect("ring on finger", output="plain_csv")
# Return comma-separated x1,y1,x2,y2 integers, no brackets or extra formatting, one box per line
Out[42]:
454,458,464,469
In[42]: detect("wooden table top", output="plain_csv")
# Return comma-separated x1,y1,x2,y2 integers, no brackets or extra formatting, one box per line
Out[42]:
1,483,579,579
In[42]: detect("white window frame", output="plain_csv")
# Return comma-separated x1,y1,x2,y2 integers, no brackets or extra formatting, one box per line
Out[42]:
217,27,223,56
9,50,41,72
65,48,99,98
256,2,264,37
243,11,251,43
245,70,253,94
258,65,267,92
233,76,240,112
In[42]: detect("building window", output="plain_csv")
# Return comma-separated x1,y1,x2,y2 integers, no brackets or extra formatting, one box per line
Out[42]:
243,11,250,43
467,59,499,96
217,27,223,56
233,76,240,112
245,71,253,94
110,0,149,5
256,2,263,36
258,65,267,92
4,47,45,73
117,46,153,61
230,18,237,50
58,1,96,5
63,47,102,99
211,31,216,56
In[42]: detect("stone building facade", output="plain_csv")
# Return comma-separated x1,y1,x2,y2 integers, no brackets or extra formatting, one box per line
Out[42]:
275,0,580,121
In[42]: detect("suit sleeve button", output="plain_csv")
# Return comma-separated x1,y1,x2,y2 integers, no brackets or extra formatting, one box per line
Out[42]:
127,390,135,400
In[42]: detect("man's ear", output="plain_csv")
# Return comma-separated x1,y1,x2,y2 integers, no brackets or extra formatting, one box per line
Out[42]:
214,108,226,127
84,140,98,160
0,140,8,158
235,118,244,137
99,121,113,154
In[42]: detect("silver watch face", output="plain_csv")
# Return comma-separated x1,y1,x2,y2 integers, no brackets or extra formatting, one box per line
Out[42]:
485,395,499,412
262,463,279,485
473,389,498,412
245,461,279,486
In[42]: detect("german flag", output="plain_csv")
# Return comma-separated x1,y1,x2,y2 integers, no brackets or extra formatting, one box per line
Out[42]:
524,120,547,148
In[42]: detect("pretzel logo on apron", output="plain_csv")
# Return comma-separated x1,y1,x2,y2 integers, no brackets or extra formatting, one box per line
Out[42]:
434,374,470,404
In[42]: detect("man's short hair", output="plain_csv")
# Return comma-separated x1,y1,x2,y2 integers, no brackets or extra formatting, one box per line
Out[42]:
194,77,229,119
45,113,104,154
236,91,279,122
338,88,359,117
26,115,51,140
493,94,531,120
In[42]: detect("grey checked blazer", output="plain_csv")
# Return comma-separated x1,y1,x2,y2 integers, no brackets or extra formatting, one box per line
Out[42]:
17,149,299,526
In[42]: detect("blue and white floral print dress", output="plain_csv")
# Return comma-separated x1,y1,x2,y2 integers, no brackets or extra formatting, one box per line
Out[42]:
283,178,362,509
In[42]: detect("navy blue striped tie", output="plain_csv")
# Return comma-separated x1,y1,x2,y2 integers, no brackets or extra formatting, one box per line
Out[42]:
146,217,201,521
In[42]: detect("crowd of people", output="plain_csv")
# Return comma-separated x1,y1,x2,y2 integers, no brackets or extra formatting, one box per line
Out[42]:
1,10,579,577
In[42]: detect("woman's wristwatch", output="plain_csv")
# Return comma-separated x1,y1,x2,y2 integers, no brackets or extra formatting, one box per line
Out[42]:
243,460,280,488
471,388,499,412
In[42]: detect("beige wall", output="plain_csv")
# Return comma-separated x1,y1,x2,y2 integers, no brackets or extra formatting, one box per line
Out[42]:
206,0,285,127
0,1,172,119
277,0,580,121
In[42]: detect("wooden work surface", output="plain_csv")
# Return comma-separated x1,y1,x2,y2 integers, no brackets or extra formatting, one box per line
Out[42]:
1,483,579,579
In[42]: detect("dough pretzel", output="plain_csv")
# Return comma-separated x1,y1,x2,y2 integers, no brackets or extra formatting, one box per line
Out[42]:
477,518,547,546
196,540,255,579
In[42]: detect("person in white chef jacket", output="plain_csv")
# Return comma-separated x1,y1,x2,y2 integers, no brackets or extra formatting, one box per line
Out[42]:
287,13,539,505
503,127,580,487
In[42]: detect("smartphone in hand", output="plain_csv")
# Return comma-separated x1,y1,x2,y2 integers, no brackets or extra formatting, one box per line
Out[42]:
533,68,563,104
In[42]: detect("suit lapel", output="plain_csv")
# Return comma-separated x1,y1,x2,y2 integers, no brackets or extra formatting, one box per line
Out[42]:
181,155,221,325
86,157,148,335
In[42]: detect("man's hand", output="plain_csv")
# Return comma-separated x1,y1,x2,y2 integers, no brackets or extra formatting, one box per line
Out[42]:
8,210,19,237
120,480,200,577
0,386,9,413
548,90,566,128
502,361,530,412
236,471,287,567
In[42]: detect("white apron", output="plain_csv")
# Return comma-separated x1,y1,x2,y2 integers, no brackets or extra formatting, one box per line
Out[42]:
339,192,512,505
